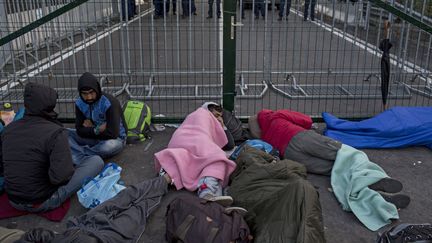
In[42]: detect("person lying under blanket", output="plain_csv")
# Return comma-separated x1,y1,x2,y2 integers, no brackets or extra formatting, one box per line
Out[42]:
248,109,410,231
154,103,236,206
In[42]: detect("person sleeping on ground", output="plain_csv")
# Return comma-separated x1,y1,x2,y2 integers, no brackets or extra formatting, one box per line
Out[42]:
16,175,171,243
0,83,104,213
154,103,236,206
248,109,410,230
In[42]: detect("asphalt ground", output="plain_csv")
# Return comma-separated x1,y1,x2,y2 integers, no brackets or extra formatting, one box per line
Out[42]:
0,124,431,242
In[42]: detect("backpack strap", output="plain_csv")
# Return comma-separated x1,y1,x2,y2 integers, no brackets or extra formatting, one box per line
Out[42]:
175,214,196,241
205,227,219,243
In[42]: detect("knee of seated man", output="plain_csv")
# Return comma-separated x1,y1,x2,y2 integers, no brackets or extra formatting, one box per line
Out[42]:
100,139,124,153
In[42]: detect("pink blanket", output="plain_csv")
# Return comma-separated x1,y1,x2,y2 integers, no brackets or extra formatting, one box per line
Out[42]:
154,108,236,191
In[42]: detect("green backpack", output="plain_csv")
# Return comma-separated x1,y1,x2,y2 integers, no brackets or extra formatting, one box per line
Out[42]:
122,100,152,144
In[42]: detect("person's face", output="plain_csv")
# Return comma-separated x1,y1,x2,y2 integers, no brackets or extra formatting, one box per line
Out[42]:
211,109,222,119
80,89,97,103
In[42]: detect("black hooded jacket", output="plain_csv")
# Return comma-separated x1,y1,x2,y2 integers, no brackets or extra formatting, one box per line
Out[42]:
1,83,74,204
75,72,125,140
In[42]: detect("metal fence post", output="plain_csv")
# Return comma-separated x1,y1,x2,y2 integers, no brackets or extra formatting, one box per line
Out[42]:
222,0,237,112
0,1,10,72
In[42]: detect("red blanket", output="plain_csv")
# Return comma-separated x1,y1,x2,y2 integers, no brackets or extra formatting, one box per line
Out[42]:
0,193,70,222
258,109,313,155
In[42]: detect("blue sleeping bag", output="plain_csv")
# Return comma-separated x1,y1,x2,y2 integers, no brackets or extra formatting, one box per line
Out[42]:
323,107,432,149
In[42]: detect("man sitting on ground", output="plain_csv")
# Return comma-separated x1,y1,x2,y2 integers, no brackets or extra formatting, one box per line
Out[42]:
1,83,103,212
68,72,126,164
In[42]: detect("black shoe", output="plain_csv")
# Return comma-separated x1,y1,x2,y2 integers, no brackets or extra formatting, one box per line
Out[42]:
217,15,221,19
380,193,411,209
278,16,282,21
207,15,213,19
241,15,245,19
193,12,197,16
173,12,176,15
369,178,403,193
303,17,307,21
311,16,315,21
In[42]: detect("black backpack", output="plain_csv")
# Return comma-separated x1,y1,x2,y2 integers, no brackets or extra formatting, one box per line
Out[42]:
166,194,251,243
376,223,432,243
223,110,250,145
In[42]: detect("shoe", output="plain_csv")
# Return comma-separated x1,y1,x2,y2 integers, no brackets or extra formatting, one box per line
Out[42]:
380,193,411,209
311,17,315,21
241,15,245,19
224,206,248,216
193,12,197,16
255,16,259,20
278,16,282,21
173,12,176,15
303,18,307,21
369,178,403,193
217,15,221,19
201,194,233,207
153,15,163,20
207,15,213,19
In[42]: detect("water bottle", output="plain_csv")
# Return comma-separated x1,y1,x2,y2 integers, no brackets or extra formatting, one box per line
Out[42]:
1,103,15,126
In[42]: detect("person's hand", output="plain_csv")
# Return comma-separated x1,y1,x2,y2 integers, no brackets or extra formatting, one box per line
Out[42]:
83,119,93,128
216,116,224,127
99,123,107,133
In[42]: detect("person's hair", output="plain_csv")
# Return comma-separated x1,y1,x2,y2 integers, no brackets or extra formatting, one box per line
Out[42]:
208,104,223,113
79,86,94,92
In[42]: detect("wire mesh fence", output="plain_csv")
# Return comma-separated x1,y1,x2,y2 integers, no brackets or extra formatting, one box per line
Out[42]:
0,0,431,120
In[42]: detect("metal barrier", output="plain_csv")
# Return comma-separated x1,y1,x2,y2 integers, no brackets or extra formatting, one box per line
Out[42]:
0,0,431,119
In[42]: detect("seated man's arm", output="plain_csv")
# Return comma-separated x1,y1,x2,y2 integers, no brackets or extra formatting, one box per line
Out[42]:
0,135,3,177
48,129,75,185
98,102,120,140
75,105,98,138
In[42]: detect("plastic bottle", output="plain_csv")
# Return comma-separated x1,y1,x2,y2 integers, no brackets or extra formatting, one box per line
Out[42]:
1,103,15,126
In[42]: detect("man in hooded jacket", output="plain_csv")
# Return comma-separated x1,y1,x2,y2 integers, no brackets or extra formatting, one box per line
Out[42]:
1,83,104,212
68,72,126,164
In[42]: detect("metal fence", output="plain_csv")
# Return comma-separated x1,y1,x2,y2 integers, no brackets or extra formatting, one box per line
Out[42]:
0,0,431,120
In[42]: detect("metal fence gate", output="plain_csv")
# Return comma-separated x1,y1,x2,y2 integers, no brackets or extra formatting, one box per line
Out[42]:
0,0,431,120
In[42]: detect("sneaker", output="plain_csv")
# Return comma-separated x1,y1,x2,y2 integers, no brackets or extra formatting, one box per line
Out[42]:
224,206,248,216
201,194,233,207
369,178,403,193
380,193,411,209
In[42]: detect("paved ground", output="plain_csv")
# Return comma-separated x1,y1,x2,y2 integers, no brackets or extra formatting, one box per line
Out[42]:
0,124,431,242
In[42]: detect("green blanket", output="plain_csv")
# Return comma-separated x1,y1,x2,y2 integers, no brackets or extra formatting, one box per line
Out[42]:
331,144,399,231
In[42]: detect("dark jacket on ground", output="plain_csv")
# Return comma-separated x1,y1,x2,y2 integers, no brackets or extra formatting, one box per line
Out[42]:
17,177,168,243
75,72,126,140
229,146,326,243
1,83,74,204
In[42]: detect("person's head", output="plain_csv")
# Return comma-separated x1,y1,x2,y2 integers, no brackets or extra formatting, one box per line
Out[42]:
207,103,223,119
24,82,58,120
78,72,101,104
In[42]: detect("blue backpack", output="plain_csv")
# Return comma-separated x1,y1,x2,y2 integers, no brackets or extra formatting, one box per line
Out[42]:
230,139,279,160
